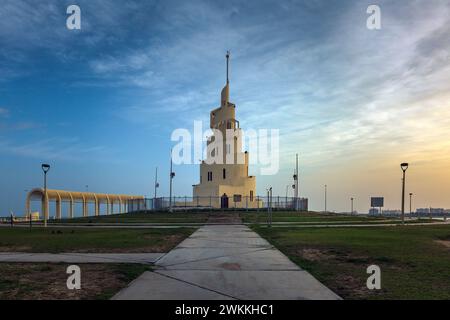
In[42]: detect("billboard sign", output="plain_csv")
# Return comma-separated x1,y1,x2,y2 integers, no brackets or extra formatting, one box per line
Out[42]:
371,197,384,207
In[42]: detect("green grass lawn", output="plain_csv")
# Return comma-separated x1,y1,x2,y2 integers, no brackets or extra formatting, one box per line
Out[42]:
0,263,151,300
49,212,209,224
240,211,432,225
0,227,196,253
253,224,450,300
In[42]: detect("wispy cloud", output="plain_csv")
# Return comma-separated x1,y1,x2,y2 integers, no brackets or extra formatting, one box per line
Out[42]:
0,108,9,117
0,137,114,163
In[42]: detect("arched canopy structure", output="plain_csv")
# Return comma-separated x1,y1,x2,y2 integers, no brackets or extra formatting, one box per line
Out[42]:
26,188,144,219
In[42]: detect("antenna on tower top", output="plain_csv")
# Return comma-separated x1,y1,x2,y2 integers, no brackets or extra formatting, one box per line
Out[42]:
226,50,230,83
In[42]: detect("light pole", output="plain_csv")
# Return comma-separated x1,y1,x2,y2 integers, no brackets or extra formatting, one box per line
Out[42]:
267,187,273,227
409,193,413,217
324,184,327,213
41,164,50,228
169,150,175,213
401,163,409,224
293,154,299,211
351,197,354,215
154,167,159,199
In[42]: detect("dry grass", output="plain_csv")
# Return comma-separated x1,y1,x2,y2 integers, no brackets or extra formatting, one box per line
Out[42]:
0,263,150,300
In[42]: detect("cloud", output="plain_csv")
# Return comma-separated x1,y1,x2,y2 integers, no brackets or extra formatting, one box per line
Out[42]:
0,108,9,117
81,0,450,176
0,137,114,163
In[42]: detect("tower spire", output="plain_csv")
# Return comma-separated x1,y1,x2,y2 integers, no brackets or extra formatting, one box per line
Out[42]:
226,50,230,84
221,51,231,107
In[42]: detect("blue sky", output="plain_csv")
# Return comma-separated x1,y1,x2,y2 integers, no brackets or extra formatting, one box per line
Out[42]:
1,0,450,215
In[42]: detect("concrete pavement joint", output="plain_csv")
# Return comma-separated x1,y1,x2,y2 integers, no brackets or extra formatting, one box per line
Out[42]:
153,270,239,300
157,247,276,268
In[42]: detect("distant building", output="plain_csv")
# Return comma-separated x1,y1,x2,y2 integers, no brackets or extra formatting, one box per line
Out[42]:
382,210,402,216
26,212,40,221
417,208,445,214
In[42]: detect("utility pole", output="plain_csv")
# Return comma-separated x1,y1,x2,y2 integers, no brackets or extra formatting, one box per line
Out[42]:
351,197,354,215
324,184,327,213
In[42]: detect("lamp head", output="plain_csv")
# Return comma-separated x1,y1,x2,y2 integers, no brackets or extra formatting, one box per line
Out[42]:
41,164,50,173
401,163,409,172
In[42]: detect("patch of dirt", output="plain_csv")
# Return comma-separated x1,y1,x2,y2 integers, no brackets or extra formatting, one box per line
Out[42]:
0,246,32,252
332,274,382,299
0,263,133,300
435,240,450,248
299,249,336,262
220,263,241,270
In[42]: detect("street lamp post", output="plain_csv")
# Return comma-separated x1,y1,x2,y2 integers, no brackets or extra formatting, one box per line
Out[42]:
267,187,273,227
41,164,50,228
324,185,327,213
351,197,354,215
401,163,409,224
409,193,413,216
154,167,159,210
169,150,175,213
293,154,299,211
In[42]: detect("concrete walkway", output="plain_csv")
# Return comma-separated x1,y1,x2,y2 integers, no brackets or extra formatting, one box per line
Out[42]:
113,224,340,300
0,252,164,264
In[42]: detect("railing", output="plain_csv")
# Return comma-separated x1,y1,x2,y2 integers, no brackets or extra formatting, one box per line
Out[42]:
127,196,308,212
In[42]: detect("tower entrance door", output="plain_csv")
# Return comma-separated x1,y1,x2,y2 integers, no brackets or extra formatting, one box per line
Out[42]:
221,194,229,209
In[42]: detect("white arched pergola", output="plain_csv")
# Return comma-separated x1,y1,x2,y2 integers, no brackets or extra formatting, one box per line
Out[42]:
26,188,145,220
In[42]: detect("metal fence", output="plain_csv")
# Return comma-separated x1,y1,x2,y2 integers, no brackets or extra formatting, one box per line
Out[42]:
127,196,308,212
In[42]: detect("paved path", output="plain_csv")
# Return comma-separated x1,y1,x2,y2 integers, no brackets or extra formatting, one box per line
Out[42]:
113,224,340,300
0,252,164,264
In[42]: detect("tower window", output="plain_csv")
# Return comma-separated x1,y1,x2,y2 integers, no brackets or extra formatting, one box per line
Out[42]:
250,191,254,202
208,172,213,181
223,168,226,179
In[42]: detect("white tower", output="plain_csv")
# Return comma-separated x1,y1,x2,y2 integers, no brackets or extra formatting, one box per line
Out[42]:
193,52,257,208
